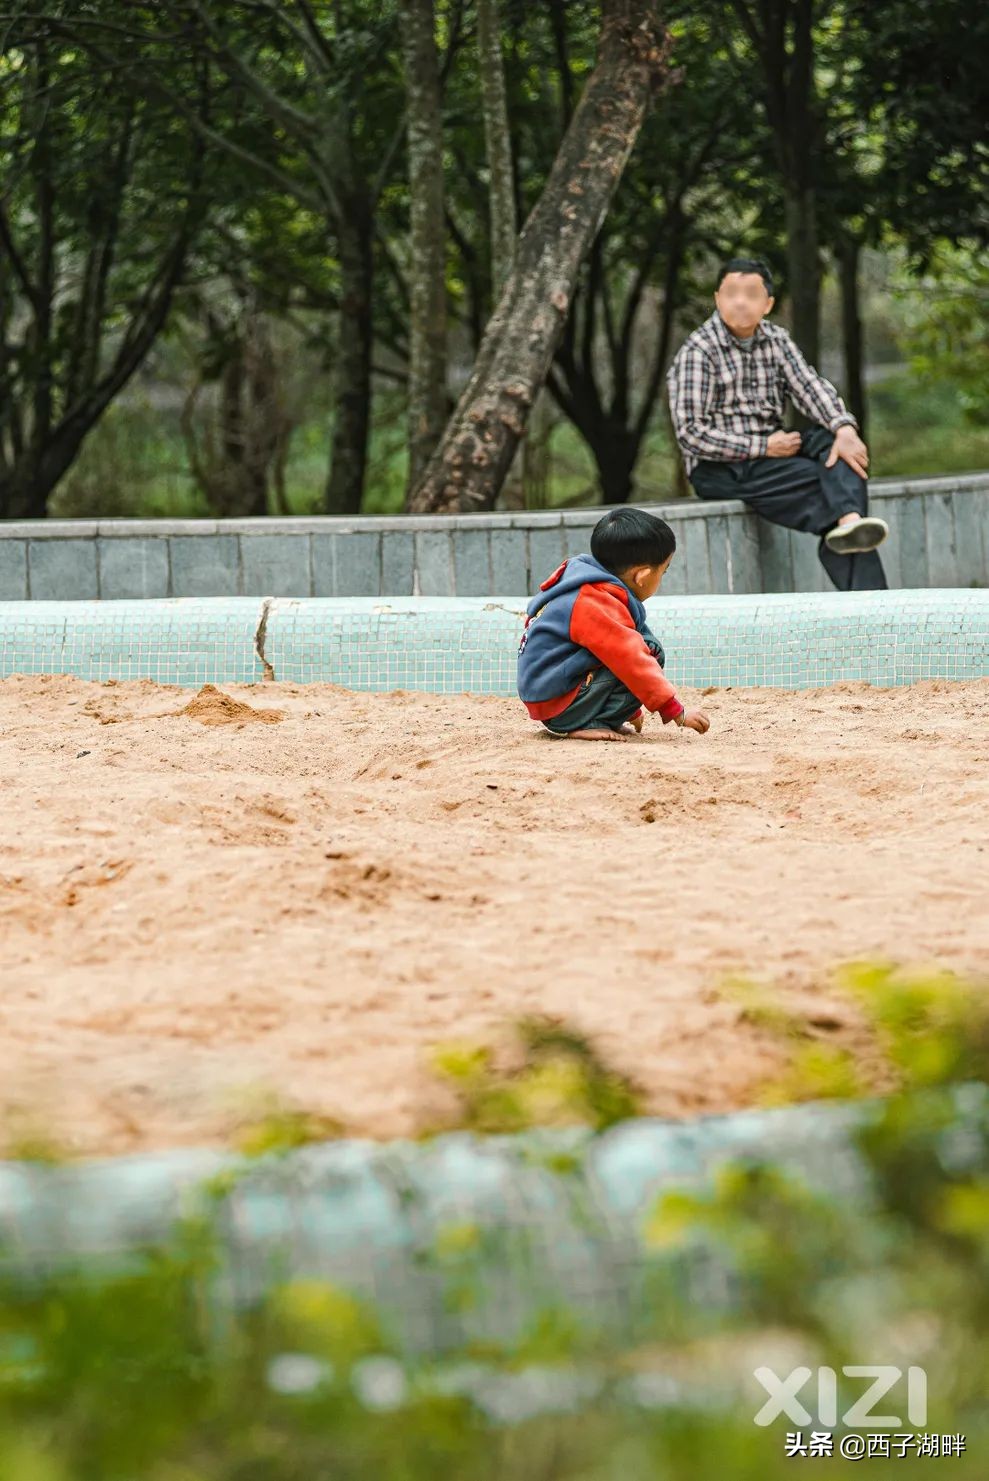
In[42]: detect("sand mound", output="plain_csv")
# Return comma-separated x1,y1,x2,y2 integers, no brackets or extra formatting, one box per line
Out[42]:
177,684,284,727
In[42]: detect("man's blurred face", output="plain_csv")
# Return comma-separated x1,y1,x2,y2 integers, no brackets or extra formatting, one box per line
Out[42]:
714,272,775,337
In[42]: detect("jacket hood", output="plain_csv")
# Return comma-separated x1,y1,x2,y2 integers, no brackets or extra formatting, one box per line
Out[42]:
526,554,634,618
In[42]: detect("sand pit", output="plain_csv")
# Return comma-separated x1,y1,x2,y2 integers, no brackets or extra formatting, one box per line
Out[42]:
1,671,988,1156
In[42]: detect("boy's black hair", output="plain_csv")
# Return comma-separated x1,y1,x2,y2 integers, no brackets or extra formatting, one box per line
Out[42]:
590,507,676,575
716,257,774,296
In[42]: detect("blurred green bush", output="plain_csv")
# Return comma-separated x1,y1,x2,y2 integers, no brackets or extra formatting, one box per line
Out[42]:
1,968,988,1479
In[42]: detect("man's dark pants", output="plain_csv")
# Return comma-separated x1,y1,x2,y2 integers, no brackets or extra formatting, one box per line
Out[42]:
689,426,887,591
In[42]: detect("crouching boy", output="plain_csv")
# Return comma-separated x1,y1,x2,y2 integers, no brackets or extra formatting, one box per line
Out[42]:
517,508,710,742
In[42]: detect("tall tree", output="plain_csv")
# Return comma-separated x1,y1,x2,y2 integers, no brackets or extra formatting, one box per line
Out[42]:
726,0,823,362
843,0,989,260
835,232,866,432
477,0,518,295
179,295,295,518
476,0,527,507
143,0,406,516
399,0,448,488
175,189,353,517
803,0,989,432
547,7,770,503
408,0,673,515
26,0,392,517
0,9,208,519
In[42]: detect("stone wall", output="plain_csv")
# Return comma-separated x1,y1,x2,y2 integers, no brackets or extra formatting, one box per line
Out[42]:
1,471,986,600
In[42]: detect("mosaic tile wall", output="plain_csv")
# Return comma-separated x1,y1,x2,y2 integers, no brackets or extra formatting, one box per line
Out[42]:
1,473,986,600
0,1100,876,1347
1,589,987,692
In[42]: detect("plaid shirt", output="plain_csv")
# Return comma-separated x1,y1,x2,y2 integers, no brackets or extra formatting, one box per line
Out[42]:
667,312,856,476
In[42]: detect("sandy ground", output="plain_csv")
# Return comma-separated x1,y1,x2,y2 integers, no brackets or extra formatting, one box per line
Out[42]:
1,672,988,1156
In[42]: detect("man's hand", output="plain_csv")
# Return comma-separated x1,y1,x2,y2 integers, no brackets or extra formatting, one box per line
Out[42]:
826,424,869,480
766,430,802,458
681,709,711,735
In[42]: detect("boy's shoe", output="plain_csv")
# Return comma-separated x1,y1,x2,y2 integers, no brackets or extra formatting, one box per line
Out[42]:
824,515,889,555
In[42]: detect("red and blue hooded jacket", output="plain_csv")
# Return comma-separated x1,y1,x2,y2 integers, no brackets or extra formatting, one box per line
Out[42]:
516,554,684,724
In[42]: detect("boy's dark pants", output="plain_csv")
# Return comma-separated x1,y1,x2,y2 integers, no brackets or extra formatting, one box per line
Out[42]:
543,639,665,735
689,425,888,592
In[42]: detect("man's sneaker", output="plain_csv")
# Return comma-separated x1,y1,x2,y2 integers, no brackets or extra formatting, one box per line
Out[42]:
824,516,889,555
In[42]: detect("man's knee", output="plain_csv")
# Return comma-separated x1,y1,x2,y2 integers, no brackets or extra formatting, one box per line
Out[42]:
800,425,837,460
690,473,729,502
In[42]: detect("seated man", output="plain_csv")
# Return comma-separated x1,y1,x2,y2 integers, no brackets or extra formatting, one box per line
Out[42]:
667,257,888,591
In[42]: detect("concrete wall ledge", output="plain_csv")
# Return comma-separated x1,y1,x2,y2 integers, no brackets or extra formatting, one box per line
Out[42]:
1,470,987,599
7,469,989,539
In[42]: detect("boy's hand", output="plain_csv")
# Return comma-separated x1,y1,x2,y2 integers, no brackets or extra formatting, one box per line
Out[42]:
681,709,710,734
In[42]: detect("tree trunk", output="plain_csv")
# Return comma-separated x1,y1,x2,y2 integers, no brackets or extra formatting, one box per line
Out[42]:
2,216,197,520
478,0,526,510
837,233,866,434
205,312,284,517
665,400,690,498
782,0,820,362
548,204,686,507
408,0,671,514
478,0,517,294
590,423,639,504
325,207,374,516
548,0,576,127
523,390,554,509
0,26,205,519
733,0,821,362
784,186,820,368
243,313,285,513
399,0,448,489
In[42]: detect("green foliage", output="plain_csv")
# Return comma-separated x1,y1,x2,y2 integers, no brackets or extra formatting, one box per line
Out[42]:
764,1042,865,1105
647,1160,858,1339
841,0,989,258
3,1,986,515
868,373,989,480
842,962,989,1089
891,248,989,428
0,1,220,516
232,1100,345,1159
736,961,989,1109
428,1017,643,1134
57,369,988,515
3,970,989,1475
